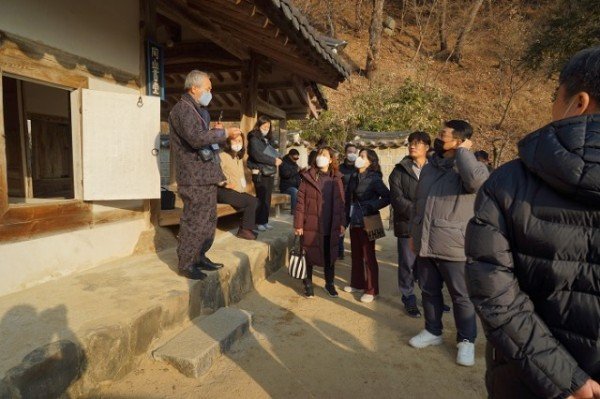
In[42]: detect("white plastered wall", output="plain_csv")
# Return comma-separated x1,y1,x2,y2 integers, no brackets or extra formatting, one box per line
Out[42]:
0,0,140,75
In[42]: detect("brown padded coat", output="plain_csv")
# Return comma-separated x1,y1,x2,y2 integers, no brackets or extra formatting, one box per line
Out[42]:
294,168,346,267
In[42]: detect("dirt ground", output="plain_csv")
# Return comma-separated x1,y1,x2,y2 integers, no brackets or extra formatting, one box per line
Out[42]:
90,234,487,399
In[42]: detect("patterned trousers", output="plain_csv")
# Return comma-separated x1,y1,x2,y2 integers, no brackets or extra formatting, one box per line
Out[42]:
177,185,218,271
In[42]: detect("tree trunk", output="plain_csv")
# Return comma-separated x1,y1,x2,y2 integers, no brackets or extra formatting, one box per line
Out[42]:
439,0,448,52
450,0,484,63
355,0,364,31
365,0,385,79
326,0,336,37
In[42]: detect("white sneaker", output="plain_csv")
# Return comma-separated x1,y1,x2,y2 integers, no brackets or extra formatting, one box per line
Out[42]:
360,293,375,303
257,224,267,232
456,340,475,367
409,329,443,348
265,223,274,230
343,286,362,293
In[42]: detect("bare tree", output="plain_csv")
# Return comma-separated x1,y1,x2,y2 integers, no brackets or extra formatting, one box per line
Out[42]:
450,0,484,63
355,0,365,31
438,0,448,52
325,0,336,37
366,0,385,79
411,0,438,61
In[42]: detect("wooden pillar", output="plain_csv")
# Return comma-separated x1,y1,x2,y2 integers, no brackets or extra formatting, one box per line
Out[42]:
141,0,162,225
278,119,288,155
240,55,259,134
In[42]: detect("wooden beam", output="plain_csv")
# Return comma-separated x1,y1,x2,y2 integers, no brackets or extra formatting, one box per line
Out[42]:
0,70,7,216
292,75,318,118
157,0,249,61
0,33,126,88
257,98,286,120
240,55,259,133
165,62,241,74
164,42,239,65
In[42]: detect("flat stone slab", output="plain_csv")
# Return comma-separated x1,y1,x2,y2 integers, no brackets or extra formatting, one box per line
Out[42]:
153,308,252,378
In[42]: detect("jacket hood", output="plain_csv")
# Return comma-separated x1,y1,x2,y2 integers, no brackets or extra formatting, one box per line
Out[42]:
518,114,600,206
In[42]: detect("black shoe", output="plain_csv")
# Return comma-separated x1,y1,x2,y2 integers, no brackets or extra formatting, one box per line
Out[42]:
443,303,451,313
178,267,207,280
402,295,421,318
338,252,345,260
325,284,339,298
303,281,314,298
198,256,224,271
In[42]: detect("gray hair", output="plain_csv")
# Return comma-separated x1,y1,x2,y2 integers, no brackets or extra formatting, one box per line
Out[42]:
184,70,209,90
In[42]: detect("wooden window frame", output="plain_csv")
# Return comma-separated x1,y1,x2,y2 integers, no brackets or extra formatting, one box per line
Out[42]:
0,49,144,243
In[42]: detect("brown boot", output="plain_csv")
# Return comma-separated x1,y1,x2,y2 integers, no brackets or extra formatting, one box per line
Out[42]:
236,228,257,240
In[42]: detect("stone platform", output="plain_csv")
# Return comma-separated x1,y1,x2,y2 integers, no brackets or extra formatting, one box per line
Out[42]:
0,217,294,398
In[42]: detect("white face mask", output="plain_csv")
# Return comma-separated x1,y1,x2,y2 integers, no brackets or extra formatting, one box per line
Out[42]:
316,156,330,168
231,144,243,153
199,91,212,107
346,153,358,162
354,157,367,169
260,128,270,136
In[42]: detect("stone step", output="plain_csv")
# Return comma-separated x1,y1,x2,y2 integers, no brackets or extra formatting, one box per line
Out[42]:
153,308,252,378
0,217,294,398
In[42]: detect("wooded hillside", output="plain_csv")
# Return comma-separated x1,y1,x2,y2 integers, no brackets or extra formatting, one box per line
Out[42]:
290,0,600,166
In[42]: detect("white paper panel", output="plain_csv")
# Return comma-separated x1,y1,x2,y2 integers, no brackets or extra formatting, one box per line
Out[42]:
81,89,160,200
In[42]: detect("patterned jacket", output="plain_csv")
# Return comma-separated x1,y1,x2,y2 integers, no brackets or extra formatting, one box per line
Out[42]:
169,93,227,186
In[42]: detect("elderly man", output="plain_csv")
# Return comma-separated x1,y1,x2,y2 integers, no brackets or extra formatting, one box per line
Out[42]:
169,70,241,280
466,47,600,399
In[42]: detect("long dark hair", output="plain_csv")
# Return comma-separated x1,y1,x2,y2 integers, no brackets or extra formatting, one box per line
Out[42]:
310,147,339,174
223,135,246,158
360,148,381,173
252,115,273,141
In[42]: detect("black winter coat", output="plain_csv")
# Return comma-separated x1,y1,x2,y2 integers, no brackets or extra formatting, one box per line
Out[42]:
279,155,301,192
346,170,391,227
389,157,420,237
465,114,600,399
339,161,356,188
247,130,278,173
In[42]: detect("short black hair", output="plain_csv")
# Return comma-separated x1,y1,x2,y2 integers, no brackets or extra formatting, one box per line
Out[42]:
288,148,300,157
345,143,357,152
444,120,473,140
559,46,600,103
408,131,431,146
474,150,489,161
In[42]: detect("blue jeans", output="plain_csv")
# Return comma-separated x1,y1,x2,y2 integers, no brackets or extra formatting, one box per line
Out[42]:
283,187,298,214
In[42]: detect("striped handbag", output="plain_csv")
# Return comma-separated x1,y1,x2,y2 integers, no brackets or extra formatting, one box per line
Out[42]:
288,235,307,279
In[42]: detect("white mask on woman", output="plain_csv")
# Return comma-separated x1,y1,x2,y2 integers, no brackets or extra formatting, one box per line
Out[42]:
260,128,269,136
354,157,367,169
316,155,330,168
231,144,243,153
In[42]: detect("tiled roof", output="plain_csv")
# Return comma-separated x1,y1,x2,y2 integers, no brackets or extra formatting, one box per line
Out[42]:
257,0,352,83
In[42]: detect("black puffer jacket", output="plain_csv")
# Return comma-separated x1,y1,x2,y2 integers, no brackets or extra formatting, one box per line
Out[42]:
279,155,301,192
389,157,420,237
345,170,391,227
465,114,600,399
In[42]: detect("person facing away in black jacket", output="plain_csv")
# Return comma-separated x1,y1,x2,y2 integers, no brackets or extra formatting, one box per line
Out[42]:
343,148,391,303
389,131,431,318
337,143,360,259
279,149,301,214
247,115,282,231
466,46,600,399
